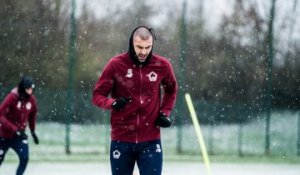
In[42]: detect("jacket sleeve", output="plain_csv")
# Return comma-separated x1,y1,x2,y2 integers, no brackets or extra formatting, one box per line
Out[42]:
92,59,116,110
28,96,37,132
0,94,18,132
160,60,178,116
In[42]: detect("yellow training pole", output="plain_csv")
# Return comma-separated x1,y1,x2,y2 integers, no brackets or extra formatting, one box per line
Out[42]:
185,93,212,175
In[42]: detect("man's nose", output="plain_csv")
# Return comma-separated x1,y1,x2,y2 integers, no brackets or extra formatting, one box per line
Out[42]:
141,48,148,54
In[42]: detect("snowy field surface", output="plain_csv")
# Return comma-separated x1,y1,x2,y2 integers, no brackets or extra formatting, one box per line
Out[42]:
1,112,299,175
1,161,300,175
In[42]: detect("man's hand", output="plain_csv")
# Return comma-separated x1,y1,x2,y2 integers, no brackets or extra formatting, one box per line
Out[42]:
15,130,28,140
155,112,172,128
111,97,129,111
31,132,39,145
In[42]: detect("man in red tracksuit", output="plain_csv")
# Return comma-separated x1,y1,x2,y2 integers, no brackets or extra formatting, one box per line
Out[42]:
0,76,39,175
93,26,178,175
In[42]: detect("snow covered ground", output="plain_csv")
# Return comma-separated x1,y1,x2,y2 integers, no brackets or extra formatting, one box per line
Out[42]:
1,112,299,174
1,161,300,175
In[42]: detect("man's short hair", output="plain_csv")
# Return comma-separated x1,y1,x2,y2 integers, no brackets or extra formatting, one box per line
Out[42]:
133,27,153,40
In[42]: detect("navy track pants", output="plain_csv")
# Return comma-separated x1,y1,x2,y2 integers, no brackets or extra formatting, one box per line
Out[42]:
0,137,29,175
110,140,163,175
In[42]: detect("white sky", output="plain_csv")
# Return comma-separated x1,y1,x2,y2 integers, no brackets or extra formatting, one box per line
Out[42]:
75,0,300,45
75,0,234,31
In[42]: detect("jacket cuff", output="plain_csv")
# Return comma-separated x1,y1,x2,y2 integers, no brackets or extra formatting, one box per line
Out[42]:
160,110,171,117
107,98,116,109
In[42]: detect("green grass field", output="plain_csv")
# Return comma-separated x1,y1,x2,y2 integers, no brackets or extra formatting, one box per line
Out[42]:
1,111,300,175
3,111,300,164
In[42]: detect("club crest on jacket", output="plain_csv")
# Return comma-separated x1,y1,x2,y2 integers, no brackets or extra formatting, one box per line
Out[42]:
147,71,157,82
26,102,32,110
17,101,21,109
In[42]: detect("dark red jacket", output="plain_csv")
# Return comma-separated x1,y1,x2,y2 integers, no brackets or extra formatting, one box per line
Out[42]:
0,88,37,138
93,52,178,143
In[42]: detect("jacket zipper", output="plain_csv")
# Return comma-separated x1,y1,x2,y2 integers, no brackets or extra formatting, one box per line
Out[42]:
136,65,143,143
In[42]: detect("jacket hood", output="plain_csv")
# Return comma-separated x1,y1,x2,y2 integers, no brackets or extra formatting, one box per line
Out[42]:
128,26,156,66
18,76,35,101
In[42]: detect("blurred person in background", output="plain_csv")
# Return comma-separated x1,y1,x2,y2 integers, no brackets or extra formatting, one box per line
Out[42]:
0,76,39,175
92,26,178,175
